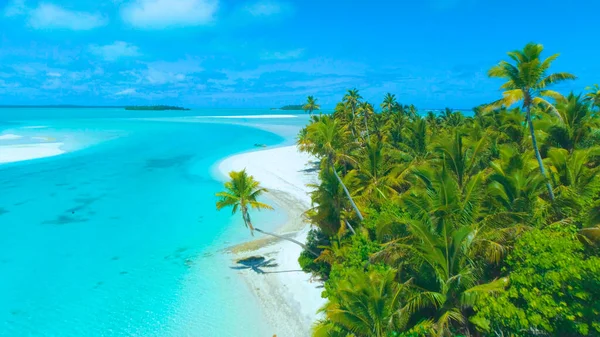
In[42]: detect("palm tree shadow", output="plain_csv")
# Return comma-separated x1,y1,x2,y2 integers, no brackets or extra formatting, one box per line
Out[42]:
231,256,279,274
299,160,321,173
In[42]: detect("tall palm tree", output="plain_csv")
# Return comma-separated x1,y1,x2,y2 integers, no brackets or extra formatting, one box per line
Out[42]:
381,93,397,114
216,169,318,256
358,102,374,141
303,96,320,115
343,88,362,137
487,42,576,201
585,84,600,109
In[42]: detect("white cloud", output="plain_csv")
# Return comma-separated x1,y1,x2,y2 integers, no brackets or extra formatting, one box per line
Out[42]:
244,0,289,16
3,0,26,17
261,48,304,60
90,41,141,61
25,3,106,30
146,68,186,84
116,88,137,96
121,0,218,29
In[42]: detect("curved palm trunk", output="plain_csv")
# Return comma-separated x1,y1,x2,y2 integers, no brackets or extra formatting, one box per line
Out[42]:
254,228,319,257
344,219,356,235
525,103,556,201
331,161,364,221
244,210,319,257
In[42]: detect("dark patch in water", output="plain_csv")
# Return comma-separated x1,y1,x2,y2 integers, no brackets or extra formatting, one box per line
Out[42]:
55,182,70,187
111,256,120,261
164,247,198,268
13,200,30,206
10,309,23,316
43,215,89,225
93,281,104,289
145,154,193,169
119,271,128,275
0,207,8,216
66,186,77,191
65,195,105,214
49,192,57,197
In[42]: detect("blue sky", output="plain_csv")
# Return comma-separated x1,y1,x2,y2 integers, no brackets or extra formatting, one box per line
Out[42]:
0,0,598,109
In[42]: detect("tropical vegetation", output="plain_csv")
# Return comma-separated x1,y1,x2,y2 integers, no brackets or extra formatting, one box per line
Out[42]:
294,43,600,336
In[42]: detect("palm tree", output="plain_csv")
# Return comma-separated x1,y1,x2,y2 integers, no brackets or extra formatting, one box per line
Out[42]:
313,269,407,337
400,218,508,336
434,130,489,190
299,116,364,221
585,84,600,109
546,92,598,152
343,88,362,136
358,102,374,141
216,169,318,256
487,42,576,201
347,138,399,206
303,96,320,115
487,146,548,222
381,93,397,114
376,168,508,336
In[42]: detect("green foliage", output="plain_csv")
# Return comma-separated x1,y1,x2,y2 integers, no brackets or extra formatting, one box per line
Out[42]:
294,43,600,337
472,226,600,336
314,268,405,337
299,229,331,277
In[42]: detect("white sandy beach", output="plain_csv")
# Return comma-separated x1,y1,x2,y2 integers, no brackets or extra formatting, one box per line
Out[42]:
0,143,65,164
0,133,23,140
218,145,325,337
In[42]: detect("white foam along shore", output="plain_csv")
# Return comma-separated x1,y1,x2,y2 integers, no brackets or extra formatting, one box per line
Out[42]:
217,145,325,337
0,143,65,164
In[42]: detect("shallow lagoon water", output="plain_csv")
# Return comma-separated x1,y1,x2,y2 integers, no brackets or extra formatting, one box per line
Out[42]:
0,110,307,336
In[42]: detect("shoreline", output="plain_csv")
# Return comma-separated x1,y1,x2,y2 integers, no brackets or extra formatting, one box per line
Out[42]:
216,145,325,337
0,142,65,164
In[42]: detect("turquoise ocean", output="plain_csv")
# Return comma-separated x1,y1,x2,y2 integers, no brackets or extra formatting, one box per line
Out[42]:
0,108,309,336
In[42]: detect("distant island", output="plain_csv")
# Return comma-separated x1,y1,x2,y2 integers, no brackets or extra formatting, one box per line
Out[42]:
271,104,304,111
124,105,190,111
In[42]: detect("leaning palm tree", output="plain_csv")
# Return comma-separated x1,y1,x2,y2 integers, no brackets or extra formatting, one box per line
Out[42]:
300,116,364,221
487,42,576,201
303,96,320,115
216,169,318,256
